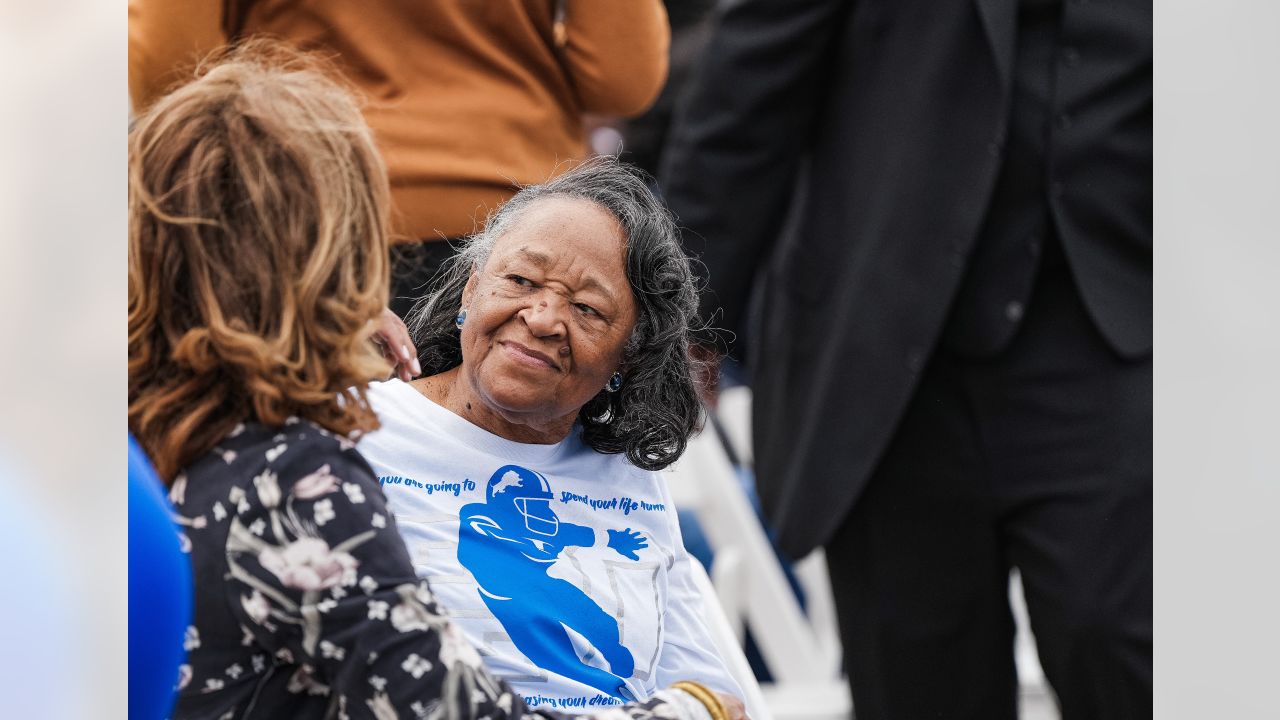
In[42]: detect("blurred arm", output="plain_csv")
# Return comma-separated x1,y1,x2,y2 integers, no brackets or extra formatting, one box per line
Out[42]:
660,0,849,355
128,0,226,111
560,0,671,116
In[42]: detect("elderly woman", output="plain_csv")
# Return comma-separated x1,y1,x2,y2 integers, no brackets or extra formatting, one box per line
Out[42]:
356,159,743,710
129,46,740,720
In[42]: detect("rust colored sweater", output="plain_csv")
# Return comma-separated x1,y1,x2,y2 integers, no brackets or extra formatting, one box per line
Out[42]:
129,0,670,242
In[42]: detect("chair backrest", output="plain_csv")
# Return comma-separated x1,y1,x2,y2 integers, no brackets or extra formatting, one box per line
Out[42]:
665,390,853,720
686,557,775,720
665,422,840,683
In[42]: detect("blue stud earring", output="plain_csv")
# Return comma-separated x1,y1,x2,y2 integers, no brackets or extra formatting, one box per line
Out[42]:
454,309,467,330
605,372,623,393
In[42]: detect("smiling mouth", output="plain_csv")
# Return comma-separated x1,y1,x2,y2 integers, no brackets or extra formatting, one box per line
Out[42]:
500,341,561,371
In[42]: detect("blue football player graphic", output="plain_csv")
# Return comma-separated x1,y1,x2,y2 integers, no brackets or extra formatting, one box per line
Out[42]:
457,464,649,699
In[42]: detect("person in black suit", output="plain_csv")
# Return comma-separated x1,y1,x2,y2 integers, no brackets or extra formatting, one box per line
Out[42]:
660,0,1151,718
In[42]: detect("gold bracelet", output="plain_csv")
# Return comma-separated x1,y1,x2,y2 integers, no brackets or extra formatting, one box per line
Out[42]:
672,680,729,720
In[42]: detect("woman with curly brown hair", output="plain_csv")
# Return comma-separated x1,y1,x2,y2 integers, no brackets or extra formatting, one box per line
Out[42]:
128,45,742,720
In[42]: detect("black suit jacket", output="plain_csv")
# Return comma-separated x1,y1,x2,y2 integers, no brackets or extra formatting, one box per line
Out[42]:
661,0,1151,558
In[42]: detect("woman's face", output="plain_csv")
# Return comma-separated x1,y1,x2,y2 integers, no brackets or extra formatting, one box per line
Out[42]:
458,196,638,434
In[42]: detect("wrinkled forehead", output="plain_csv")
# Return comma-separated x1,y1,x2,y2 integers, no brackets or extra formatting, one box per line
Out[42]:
485,196,629,275
507,194,622,237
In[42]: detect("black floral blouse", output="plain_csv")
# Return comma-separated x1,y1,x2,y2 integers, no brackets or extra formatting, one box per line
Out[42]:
169,419,692,720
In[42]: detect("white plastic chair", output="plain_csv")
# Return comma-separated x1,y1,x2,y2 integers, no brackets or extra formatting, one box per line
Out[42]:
688,557,774,720
665,387,852,720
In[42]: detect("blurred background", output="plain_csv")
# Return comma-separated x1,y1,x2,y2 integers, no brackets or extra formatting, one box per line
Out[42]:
0,0,125,718
2,0,1277,718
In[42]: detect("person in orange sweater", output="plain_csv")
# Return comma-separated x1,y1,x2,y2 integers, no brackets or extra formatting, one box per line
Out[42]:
129,0,671,319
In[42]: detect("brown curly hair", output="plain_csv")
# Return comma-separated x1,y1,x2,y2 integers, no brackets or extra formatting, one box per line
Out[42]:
129,43,391,482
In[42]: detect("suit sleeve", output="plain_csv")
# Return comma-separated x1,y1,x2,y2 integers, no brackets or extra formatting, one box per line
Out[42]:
128,0,226,111
559,0,671,116
659,0,850,354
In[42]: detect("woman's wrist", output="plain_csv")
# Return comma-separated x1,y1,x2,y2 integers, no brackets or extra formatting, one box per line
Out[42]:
661,687,712,720
669,680,729,720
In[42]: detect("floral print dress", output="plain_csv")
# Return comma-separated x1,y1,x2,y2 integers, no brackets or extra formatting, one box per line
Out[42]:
169,419,694,720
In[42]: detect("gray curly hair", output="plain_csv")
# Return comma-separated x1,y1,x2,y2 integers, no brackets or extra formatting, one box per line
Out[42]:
406,156,703,471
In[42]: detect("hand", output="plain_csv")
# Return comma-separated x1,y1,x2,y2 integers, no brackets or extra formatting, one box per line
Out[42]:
716,691,748,720
606,528,648,561
371,307,422,383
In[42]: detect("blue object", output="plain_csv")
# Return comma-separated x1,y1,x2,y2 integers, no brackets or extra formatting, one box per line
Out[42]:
606,527,648,560
457,464,637,698
129,435,193,720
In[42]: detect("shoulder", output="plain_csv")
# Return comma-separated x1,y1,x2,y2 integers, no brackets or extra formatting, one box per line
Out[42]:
584,441,667,488
171,418,397,576
179,419,377,505
558,438,672,504
359,380,433,454
225,420,412,572
358,380,472,481
364,379,417,419
252,422,387,515
253,419,374,484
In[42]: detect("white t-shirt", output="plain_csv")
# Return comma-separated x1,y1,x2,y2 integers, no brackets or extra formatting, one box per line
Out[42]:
358,380,741,713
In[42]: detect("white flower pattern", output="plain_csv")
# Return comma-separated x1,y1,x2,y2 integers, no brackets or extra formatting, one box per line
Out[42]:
342,482,366,504
390,598,433,634
400,653,433,679
258,537,357,592
241,590,270,625
184,625,201,651
440,621,483,670
313,498,336,526
367,692,398,720
320,640,346,661
253,470,281,509
295,464,342,499
265,443,288,463
170,473,187,505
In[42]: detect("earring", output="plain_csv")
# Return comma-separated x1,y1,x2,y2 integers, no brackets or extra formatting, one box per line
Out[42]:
605,372,623,393
454,309,467,330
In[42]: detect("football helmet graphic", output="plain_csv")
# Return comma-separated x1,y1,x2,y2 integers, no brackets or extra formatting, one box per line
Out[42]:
485,464,559,537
